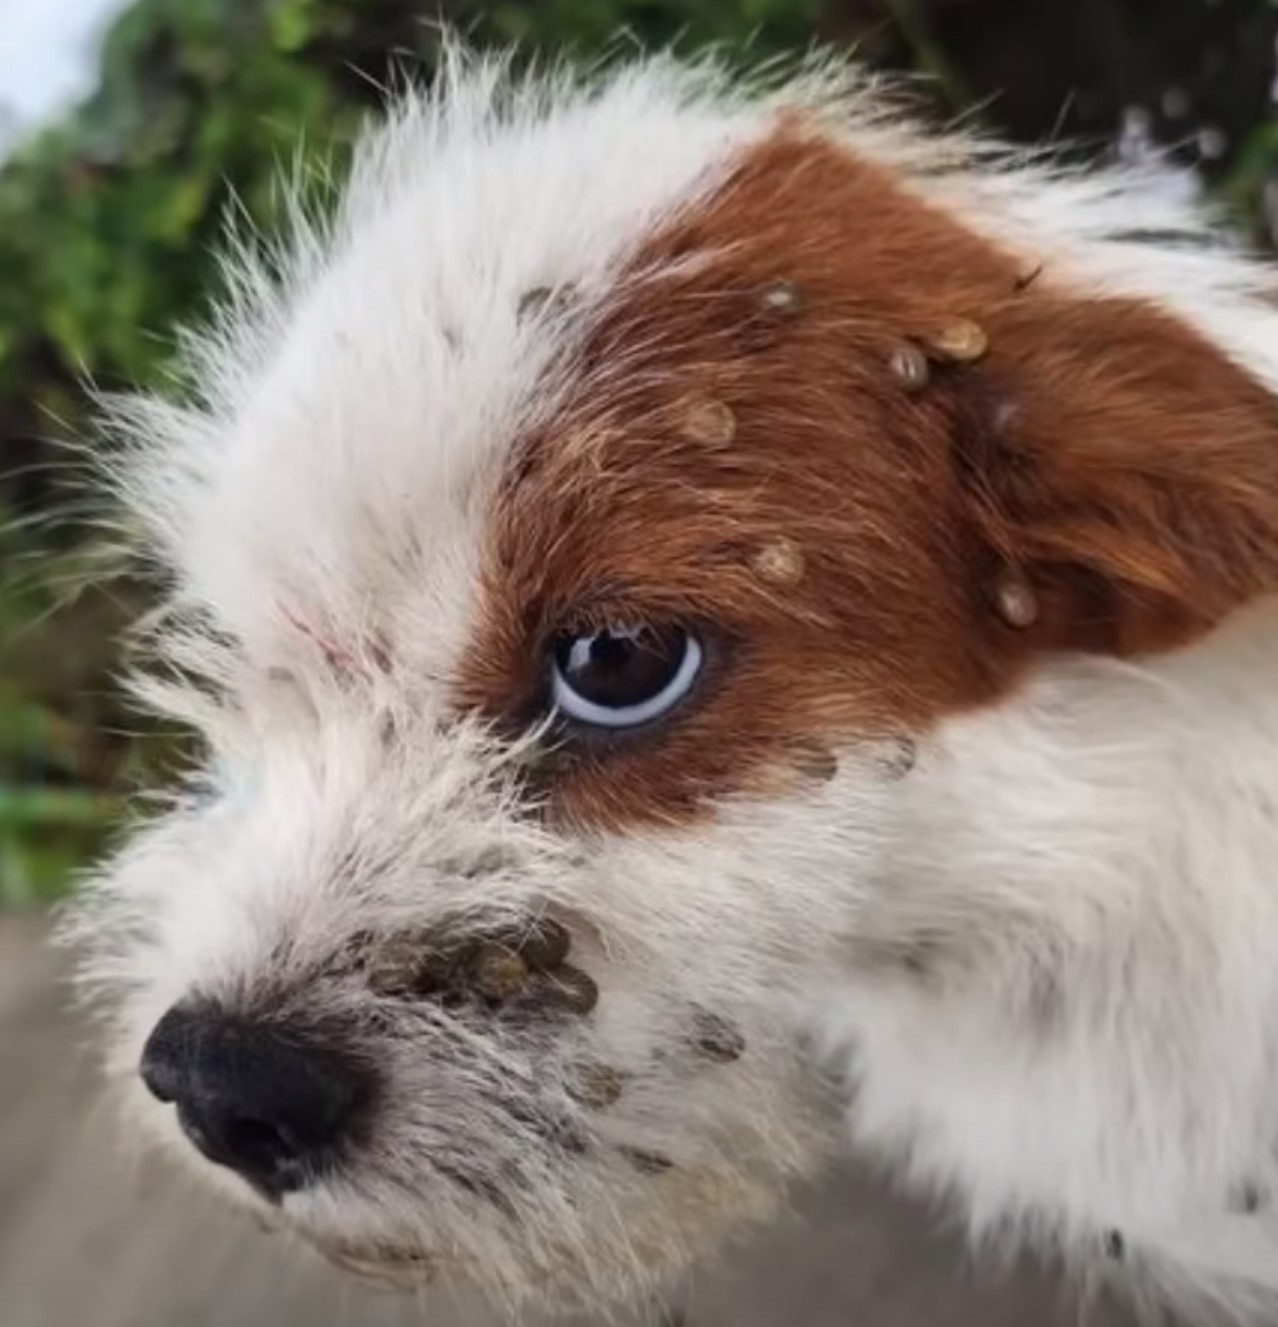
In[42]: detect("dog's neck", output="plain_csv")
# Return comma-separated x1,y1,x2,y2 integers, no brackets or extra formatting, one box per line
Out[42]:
828,596,1278,1288
820,594,1278,1026
906,594,1278,961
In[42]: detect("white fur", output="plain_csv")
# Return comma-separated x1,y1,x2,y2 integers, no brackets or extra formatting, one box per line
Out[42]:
71,46,1278,1323
839,600,1278,1321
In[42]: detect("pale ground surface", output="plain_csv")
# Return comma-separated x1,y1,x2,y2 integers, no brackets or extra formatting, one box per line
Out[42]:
0,910,1138,1327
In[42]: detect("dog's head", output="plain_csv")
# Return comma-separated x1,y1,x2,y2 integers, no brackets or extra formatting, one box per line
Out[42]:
72,50,1278,1310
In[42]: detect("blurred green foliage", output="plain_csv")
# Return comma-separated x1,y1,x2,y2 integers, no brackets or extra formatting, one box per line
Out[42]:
0,515,130,904
0,0,828,906
1,0,1277,905
0,0,824,410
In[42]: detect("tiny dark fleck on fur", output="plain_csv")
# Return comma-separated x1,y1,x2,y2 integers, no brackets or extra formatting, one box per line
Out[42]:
876,735,917,780
518,285,576,322
621,1147,674,1175
792,739,838,784
569,1062,627,1109
1012,263,1044,293
1230,1181,1265,1215
690,1010,746,1064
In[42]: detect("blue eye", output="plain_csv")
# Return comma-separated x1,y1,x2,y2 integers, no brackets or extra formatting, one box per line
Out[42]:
550,625,702,729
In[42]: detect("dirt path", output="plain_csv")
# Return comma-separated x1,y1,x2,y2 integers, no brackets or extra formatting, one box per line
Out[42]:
0,911,1131,1327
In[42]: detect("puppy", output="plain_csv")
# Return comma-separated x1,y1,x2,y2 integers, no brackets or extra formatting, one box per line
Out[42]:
70,45,1278,1323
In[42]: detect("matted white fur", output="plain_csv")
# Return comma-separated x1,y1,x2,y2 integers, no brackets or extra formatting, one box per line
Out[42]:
69,43,1278,1323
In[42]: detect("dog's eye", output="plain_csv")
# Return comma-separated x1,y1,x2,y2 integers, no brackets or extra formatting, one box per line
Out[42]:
550,624,702,729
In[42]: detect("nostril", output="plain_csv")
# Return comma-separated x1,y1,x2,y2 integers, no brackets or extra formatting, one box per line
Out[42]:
139,1004,375,1198
222,1116,297,1175
175,1103,285,1161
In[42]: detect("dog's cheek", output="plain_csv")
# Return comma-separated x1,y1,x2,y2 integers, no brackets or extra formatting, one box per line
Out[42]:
282,797,867,1308
293,1008,824,1310
577,755,901,961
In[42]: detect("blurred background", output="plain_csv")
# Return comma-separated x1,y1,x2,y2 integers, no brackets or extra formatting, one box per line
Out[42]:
1,3,1276,1325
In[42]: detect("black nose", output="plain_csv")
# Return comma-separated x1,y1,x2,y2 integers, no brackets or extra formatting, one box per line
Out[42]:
140,1005,372,1199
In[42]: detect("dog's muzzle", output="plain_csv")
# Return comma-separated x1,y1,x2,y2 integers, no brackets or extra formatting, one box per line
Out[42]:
130,899,821,1311
136,913,609,1199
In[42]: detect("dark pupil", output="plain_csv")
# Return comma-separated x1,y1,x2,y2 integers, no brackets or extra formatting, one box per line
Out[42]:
556,625,685,709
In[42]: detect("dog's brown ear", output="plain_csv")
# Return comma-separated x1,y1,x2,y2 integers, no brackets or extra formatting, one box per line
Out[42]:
953,294,1278,657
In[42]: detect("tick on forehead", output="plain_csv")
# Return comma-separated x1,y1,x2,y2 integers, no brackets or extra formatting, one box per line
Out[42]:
447,128,1030,830
271,117,1274,835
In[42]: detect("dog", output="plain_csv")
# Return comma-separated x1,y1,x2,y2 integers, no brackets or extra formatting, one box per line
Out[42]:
68,44,1278,1323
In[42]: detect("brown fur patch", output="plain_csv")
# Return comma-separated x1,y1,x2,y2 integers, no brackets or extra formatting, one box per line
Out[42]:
459,124,1278,830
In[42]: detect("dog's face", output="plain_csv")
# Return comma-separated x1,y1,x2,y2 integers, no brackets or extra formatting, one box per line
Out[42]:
75,56,1278,1310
